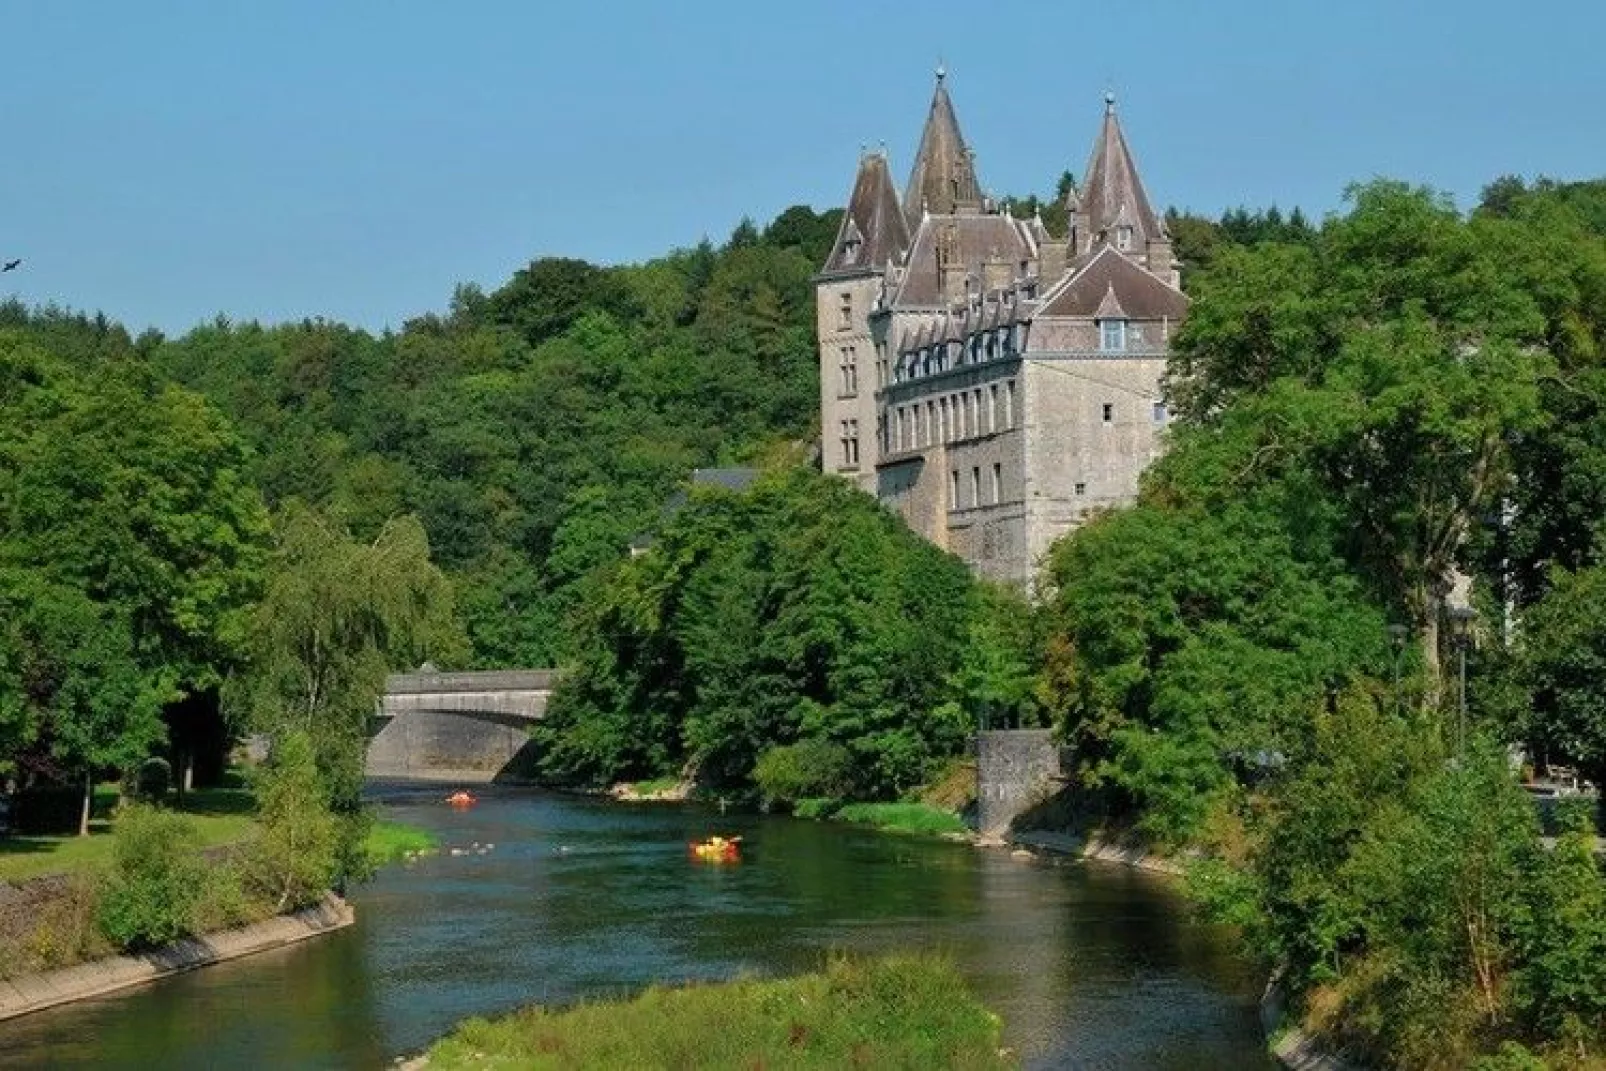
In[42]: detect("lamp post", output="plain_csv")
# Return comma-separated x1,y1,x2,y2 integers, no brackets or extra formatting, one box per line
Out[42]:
1446,605,1478,760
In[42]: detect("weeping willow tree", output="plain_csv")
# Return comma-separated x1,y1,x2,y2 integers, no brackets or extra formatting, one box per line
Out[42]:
228,501,465,878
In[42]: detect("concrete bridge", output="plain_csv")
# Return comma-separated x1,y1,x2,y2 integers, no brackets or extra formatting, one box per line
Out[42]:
366,670,557,782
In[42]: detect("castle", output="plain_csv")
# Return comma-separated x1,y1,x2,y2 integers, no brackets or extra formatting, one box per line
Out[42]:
816,70,1187,586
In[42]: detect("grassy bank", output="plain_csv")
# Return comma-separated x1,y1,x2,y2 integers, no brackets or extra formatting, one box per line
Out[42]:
834,801,969,838
0,782,256,884
364,820,438,866
416,953,1011,1070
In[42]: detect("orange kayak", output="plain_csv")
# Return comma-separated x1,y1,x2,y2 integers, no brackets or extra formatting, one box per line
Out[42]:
446,791,477,807
689,836,741,863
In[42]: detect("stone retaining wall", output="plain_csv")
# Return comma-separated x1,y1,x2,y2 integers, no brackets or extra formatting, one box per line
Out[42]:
0,893,354,1022
974,729,1060,838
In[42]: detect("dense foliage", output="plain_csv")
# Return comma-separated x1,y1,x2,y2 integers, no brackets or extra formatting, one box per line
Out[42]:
533,467,1032,799
1043,176,1606,1066
144,208,840,670
0,329,270,830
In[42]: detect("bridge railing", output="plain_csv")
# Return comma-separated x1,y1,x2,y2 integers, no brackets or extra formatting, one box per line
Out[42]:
384,669,560,694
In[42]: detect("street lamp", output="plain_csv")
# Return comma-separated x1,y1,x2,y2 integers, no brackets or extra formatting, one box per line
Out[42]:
1446,605,1478,760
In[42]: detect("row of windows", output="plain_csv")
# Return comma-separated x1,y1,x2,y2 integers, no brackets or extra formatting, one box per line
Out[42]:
886,380,1017,454
951,463,1006,510
892,325,1021,385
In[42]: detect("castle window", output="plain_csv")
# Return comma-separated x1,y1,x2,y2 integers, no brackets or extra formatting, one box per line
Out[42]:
897,407,907,450
951,469,961,505
847,419,859,466
975,389,987,434
1005,380,1016,428
926,401,937,446
1102,403,1114,423
1075,482,1087,496
971,467,981,507
1116,225,1133,251
1100,319,1127,352
839,292,852,329
940,396,950,441
991,463,1002,504
1152,401,1168,424
990,384,1000,430
843,235,861,264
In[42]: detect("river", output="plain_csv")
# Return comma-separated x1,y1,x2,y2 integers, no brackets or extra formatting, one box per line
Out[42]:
0,783,1271,1069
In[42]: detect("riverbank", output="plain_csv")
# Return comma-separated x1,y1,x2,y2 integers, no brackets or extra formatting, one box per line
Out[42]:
404,953,1010,1070
0,892,353,1022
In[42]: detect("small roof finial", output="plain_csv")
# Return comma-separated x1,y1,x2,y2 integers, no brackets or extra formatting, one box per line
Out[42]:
935,60,947,84
1104,91,1116,114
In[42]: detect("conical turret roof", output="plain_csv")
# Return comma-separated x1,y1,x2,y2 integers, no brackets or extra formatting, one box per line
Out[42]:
1079,94,1163,246
821,151,911,276
903,67,983,224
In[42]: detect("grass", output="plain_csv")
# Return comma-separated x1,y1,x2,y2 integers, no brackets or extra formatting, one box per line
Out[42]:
365,819,439,865
416,953,1012,1070
834,801,970,838
0,782,256,884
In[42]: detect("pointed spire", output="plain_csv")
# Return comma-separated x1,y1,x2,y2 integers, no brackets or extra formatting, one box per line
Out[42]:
903,66,983,226
821,150,912,275
1079,93,1163,250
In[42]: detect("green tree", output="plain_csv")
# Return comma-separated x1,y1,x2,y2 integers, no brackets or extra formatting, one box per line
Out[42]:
229,503,464,877
0,330,269,826
1520,564,1606,783
247,729,339,911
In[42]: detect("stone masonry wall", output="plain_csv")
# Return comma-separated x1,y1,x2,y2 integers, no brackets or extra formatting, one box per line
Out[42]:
975,729,1061,838
366,710,535,782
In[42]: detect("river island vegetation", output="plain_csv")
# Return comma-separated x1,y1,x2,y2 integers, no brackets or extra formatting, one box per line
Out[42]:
414,953,1010,1071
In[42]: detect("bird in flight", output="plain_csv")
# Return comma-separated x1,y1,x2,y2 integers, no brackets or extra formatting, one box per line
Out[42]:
1,259,20,272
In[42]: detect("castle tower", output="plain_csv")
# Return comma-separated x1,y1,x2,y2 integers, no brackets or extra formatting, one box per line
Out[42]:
1074,94,1177,285
816,149,910,490
902,67,984,225
816,81,1186,588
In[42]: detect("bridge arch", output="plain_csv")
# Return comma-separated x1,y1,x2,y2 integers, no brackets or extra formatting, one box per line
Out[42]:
366,670,556,782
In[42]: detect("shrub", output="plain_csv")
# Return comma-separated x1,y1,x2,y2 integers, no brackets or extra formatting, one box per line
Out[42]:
793,797,841,820
753,739,854,807
245,730,339,911
96,804,205,949
126,757,173,803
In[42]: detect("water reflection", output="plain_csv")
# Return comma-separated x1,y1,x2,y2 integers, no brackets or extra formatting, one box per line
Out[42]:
0,784,1269,1069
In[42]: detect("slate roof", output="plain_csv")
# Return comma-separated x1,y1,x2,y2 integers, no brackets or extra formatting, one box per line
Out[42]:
820,152,911,276
1076,96,1164,246
1035,245,1187,320
889,213,1038,308
902,69,984,225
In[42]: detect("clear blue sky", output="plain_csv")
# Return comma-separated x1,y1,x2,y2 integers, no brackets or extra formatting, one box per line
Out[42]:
3,0,1602,335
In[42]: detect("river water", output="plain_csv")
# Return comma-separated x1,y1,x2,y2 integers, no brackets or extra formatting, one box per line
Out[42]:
0,783,1270,1069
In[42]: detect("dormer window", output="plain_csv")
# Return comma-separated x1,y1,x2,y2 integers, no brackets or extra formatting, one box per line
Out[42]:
843,235,861,264
1116,225,1134,251
1100,319,1128,352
